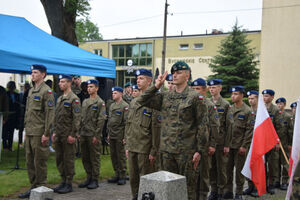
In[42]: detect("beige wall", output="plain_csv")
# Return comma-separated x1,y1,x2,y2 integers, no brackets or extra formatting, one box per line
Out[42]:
260,0,300,106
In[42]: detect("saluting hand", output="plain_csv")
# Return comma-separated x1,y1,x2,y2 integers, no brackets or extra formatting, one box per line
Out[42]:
192,152,201,170
155,71,168,89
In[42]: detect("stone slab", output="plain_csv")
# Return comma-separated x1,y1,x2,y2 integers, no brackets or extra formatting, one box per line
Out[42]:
30,186,53,200
138,170,188,200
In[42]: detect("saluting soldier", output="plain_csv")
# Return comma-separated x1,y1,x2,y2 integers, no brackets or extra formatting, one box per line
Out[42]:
125,69,159,200
77,79,106,189
123,82,133,104
19,65,55,199
52,75,81,194
191,78,220,200
207,79,233,200
224,86,254,200
262,89,285,194
136,61,209,200
107,86,129,185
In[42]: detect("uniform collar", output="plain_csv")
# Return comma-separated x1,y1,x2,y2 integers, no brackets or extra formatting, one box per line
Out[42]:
32,81,46,93
61,91,73,100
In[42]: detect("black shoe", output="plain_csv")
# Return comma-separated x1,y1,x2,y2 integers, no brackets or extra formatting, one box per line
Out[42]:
250,189,259,197
280,183,288,190
57,184,73,194
117,178,126,185
274,181,280,188
108,176,119,183
18,189,31,199
267,185,275,195
208,192,218,200
234,194,243,200
87,180,99,189
78,178,91,188
243,186,253,195
223,192,233,199
53,182,66,193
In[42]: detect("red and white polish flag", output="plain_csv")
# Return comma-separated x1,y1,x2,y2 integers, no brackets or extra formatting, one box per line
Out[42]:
242,95,279,196
286,99,300,200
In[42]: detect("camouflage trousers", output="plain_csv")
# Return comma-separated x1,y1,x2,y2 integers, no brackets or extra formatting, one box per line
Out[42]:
278,146,289,184
80,136,101,180
25,135,49,188
109,138,126,178
160,152,197,200
55,136,76,184
266,148,279,186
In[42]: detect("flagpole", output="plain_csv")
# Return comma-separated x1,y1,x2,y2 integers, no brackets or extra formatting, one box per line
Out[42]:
279,142,289,165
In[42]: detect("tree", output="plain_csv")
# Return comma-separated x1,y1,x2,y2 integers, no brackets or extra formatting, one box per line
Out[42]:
76,18,102,42
208,22,259,97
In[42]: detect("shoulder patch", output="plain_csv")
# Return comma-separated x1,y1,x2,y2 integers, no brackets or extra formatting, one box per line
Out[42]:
238,114,245,120
251,112,255,115
74,107,80,113
48,100,54,107
157,115,162,123
251,120,255,125
214,114,219,119
75,99,79,103
124,107,129,111
279,111,283,114
199,96,204,100
47,90,52,94
217,108,225,113
213,106,217,110
102,103,105,107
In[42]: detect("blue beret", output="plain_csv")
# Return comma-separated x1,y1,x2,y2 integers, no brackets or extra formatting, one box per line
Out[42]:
191,78,206,86
247,90,259,96
31,64,47,72
275,97,286,104
112,86,123,93
124,82,132,88
230,86,245,93
58,74,72,80
87,79,99,86
166,74,173,82
132,85,139,90
290,102,297,108
262,89,275,96
207,79,222,86
171,61,190,74
135,69,152,77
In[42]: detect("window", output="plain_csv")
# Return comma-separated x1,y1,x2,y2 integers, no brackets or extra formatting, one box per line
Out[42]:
179,44,189,50
194,43,203,50
112,43,153,66
94,49,102,56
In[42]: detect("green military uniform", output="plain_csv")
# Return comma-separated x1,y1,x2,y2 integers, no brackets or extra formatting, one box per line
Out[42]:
54,91,81,185
225,103,254,196
209,97,233,197
292,161,300,199
80,95,106,181
24,82,55,187
125,96,159,198
107,100,128,179
197,99,220,200
265,103,284,187
123,93,133,104
278,110,293,186
137,85,209,200
71,83,81,96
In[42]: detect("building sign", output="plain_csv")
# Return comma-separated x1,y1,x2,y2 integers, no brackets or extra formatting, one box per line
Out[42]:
168,57,212,65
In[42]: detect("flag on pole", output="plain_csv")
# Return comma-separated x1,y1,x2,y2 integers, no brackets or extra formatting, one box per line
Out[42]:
242,95,279,196
286,99,300,200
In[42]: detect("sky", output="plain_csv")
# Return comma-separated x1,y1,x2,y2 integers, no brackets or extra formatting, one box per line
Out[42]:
0,0,263,39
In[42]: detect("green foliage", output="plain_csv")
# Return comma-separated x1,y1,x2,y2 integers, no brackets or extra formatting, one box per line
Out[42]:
208,21,259,97
76,18,103,42
64,0,91,17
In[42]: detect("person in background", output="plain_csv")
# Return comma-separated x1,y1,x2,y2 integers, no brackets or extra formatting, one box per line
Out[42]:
123,82,133,104
132,85,140,98
166,74,175,91
71,75,82,96
77,81,89,104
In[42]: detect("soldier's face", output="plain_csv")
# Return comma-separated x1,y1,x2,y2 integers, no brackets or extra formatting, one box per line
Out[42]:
209,85,222,96
73,78,81,86
59,79,71,91
112,91,122,100
125,87,132,94
192,86,207,96
31,70,45,82
276,102,286,111
87,84,98,95
231,91,243,103
263,94,274,104
248,95,258,107
292,107,296,115
137,75,151,90
167,82,175,91
132,89,141,98
172,70,189,85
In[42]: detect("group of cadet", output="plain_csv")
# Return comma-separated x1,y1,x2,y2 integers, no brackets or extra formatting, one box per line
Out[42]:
16,60,299,200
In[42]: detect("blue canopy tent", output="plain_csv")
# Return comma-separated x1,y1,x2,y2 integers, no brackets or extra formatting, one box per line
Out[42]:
0,14,115,78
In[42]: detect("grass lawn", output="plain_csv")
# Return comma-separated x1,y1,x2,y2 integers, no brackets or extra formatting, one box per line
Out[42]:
0,143,115,198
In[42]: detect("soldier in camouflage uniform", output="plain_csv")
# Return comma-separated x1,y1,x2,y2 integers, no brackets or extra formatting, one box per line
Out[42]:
123,82,133,104
78,79,106,189
191,78,220,200
207,79,233,200
132,85,141,98
224,86,254,200
125,69,159,200
276,97,293,190
71,75,82,96
136,61,209,200
19,65,55,199
262,89,285,194
107,86,129,185
52,75,81,194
